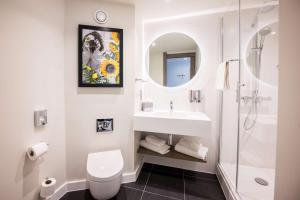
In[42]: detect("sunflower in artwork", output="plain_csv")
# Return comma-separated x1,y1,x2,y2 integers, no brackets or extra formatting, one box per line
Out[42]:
83,64,92,71
109,42,119,54
91,73,98,80
100,59,120,78
115,52,120,62
111,32,120,44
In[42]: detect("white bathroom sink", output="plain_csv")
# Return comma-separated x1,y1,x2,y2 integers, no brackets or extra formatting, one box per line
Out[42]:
133,111,211,137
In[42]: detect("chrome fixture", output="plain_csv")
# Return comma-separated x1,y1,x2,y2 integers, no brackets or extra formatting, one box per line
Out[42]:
255,177,269,186
228,58,239,62
189,90,201,103
34,109,47,127
243,25,273,131
135,77,148,82
141,101,153,112
168,134,173,146
139,89,143,101
170,101,173,112
241,95,272,104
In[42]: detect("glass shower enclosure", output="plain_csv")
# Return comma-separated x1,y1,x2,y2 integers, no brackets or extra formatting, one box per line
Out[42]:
219,1,278,200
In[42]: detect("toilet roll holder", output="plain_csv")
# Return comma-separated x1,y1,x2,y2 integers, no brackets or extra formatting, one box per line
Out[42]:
27,142,49,160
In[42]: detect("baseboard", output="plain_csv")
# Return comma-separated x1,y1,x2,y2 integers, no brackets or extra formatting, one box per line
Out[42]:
122,163,143,183
216,164,240,200
50,182,68,200
50,165,142,200
66,179,88,192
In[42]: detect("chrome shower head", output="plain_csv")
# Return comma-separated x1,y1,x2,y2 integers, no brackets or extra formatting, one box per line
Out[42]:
259,27,272,36
259,27,272,49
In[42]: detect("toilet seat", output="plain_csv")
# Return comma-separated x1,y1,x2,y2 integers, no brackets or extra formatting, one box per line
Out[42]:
87,150,124,182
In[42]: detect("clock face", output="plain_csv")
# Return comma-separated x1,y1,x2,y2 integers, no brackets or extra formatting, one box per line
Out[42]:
95,11,108,24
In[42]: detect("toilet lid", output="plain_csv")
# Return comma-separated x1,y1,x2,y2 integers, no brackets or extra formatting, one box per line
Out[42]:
87,150,124,182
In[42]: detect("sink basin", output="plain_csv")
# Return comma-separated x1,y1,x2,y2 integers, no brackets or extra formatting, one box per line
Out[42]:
133,111,211,137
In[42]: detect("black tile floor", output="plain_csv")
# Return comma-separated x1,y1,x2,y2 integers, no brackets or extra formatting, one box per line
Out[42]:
60,163,226,200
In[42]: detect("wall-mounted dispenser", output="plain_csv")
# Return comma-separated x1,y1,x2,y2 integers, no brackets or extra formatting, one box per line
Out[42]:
141,101,153,112
189,90,201,103
34,109,47,127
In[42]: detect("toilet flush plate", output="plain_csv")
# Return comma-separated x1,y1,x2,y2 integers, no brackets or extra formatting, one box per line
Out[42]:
96,119,113,132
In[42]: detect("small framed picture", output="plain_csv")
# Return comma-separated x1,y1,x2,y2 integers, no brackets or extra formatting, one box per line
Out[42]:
96,119,113,132
78,24,123,87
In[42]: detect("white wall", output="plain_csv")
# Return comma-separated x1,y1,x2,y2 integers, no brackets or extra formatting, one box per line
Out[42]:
274,0,300,199
135,0,224,173
0,0,66,199
149,52,164,85
64,0,135,180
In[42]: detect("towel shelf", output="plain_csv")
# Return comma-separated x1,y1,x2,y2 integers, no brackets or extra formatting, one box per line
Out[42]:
138,146,207,163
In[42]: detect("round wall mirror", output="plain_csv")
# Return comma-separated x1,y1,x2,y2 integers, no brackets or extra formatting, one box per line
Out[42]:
146,33,201,87
246,22,278,87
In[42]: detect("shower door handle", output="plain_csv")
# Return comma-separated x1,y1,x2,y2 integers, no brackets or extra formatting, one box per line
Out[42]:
236,81,240,103
236,82,245,103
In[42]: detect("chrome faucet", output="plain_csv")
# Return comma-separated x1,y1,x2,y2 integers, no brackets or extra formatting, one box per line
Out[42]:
170,101,173,112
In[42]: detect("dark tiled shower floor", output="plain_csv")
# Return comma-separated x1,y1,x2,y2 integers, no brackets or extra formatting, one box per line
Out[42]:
60,163,226,200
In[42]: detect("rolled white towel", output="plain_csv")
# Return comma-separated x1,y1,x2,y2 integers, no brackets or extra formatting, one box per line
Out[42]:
178,137,202,152
140,140,170,155
181,136,202,145
145,135,166,147
175,143,208,160
216,61,228,90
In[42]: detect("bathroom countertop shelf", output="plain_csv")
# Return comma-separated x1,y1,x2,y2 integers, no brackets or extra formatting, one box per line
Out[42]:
138,147,207,163
134,111,211,137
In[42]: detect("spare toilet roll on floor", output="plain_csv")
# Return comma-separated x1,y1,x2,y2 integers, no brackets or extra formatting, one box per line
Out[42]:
40,177,56,198
27,142,49,161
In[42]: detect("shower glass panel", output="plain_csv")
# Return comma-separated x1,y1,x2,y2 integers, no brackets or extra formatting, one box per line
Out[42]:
219,1,278,200
219,1,240,190
238,1,278,199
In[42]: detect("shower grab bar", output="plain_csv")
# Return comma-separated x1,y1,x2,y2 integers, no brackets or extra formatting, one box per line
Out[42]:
227,59,239,62
241,96,272,103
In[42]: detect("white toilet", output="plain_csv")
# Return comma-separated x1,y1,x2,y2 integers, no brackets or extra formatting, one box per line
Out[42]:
87,150,124,200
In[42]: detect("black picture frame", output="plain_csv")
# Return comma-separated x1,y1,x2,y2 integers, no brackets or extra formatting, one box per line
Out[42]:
78,24,123,87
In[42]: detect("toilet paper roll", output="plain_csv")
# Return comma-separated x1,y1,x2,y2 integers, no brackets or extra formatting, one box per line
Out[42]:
40,178,56,198
27,142,49,161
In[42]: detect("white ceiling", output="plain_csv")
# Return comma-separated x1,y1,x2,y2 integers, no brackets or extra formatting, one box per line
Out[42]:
101,0,276,9
103,0,236,6
103,0,136,5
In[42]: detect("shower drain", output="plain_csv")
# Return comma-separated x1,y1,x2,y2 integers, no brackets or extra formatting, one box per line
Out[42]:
255,177,269,186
